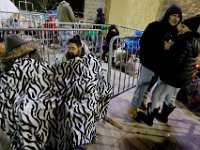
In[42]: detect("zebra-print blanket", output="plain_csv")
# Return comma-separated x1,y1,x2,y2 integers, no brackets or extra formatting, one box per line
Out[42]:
0,54,112,150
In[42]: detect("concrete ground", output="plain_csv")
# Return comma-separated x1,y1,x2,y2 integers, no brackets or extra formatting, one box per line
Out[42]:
86,89,200,150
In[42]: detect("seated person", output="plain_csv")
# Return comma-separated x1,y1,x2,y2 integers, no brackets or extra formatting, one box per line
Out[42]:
0,35,112,150
102,25,119,61
55,35,90,63
47,36,113,149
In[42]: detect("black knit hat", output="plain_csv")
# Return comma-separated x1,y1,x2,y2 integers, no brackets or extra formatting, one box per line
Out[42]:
0,34,37,62
182,15,200,32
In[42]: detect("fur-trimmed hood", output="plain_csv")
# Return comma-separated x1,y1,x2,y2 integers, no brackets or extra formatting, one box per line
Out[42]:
0,35,37,63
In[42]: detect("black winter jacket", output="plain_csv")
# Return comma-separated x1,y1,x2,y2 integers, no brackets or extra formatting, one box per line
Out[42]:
95,14,105,24
106,25,119,44
160,32,200,88
139,4,182,74
105,25,119,49
139,21,179,74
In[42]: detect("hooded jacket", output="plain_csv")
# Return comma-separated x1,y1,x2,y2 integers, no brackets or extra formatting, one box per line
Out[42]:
106,25,119,45
57,1,75,22
160,32,200,88
95,7,105,24
139,4,182,74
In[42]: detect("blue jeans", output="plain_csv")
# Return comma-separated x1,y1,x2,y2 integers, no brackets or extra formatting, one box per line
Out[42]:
131,64,155,108
151,80,180,112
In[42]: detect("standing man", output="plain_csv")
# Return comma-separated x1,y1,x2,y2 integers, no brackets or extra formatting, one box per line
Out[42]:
94,7,105,55
128,4,182,118
94,7,105,25
57,1,75,51
47,37,113,149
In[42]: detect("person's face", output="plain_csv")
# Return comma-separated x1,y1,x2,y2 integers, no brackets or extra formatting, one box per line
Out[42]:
66,43,82,59
111,29,117,33
168,14,181,26
178,23,192,34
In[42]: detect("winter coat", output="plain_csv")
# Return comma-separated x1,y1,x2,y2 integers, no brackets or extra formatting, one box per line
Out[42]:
103,25,119,52
139,4,182,74
43,15,57,29
95,13,105,24
57,1,75,22
106,25,119,44
139,21,179,74
160,32,200,88
43,15,57,37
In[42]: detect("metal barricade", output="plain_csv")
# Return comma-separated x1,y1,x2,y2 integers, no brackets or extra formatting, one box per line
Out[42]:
0,10,51,29
107,35,141,98
0,21,142,98
0,27,103,64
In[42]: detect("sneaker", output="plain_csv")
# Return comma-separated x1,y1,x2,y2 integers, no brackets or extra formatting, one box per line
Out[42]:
128,107,137,118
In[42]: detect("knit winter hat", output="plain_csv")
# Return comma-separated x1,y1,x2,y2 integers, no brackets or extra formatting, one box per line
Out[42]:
182,15,200,32
0,34,37,62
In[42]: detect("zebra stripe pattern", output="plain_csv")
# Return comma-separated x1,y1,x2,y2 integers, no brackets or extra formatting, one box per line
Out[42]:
0,54,112,150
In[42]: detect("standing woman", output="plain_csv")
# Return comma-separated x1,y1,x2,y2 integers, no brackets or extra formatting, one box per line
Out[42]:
129,4,182,118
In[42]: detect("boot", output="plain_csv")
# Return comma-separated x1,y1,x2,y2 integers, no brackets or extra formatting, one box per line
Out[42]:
155,102,175,123
128,107,137,118
128,107,142,122
137,106,159,126
139,92,151,110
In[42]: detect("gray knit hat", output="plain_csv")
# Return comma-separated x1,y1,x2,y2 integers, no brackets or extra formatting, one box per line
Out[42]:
0,34,37,62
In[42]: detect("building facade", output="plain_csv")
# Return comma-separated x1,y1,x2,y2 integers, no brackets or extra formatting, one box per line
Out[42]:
84,0,200,30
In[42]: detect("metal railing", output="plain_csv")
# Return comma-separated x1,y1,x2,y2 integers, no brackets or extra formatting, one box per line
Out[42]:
107,35,141,98
0,21,141,98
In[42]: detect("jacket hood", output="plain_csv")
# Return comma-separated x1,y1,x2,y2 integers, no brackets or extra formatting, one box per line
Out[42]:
162,4,182,24
97,7,103,14
109,25,118,31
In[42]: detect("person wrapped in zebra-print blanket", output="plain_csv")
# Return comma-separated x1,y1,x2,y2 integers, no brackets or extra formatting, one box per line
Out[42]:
0,35,112,150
